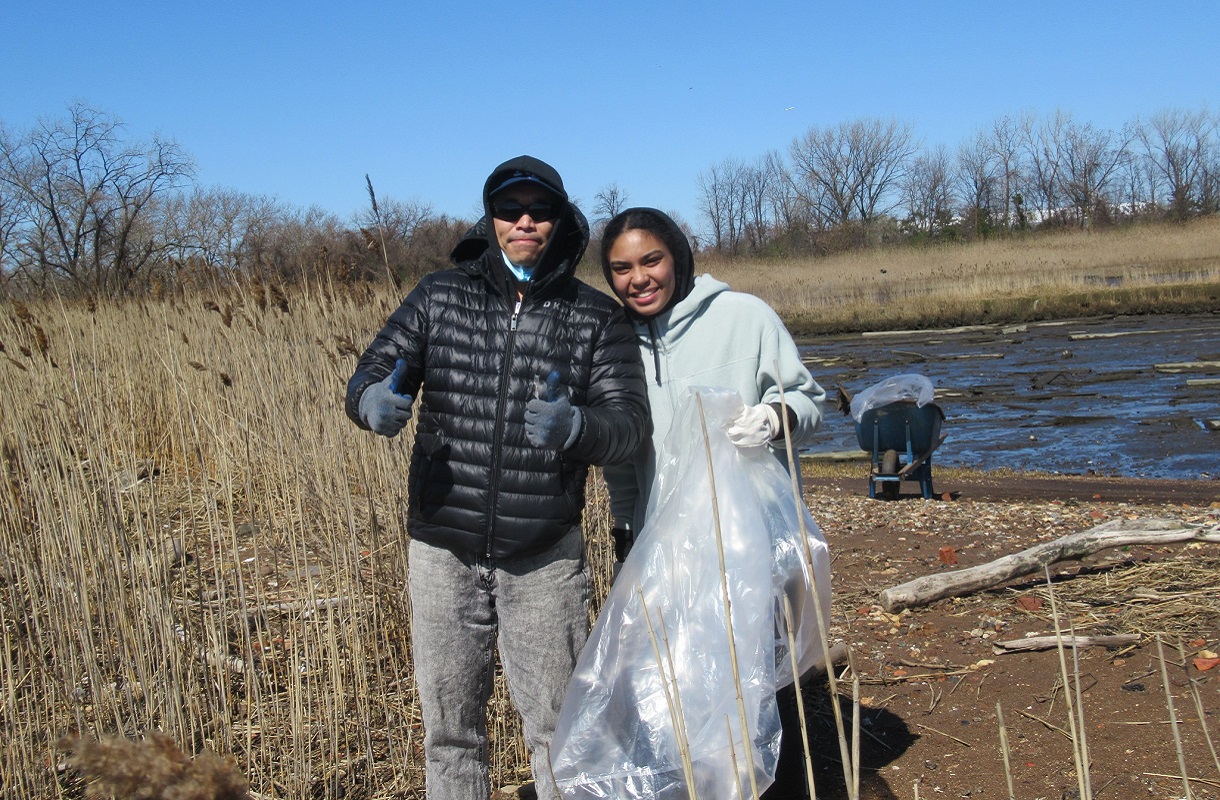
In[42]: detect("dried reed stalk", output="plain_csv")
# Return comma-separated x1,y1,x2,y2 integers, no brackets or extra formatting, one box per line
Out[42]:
775,370,857,800
1156,635,1194,800
1175,641,1220,778
850,670,861,799
782,597,817,799
996,702,1016,800
1044,566,1091,800
639,593,698,798
695,393,758,800
364,175,396,289
1,289,431,796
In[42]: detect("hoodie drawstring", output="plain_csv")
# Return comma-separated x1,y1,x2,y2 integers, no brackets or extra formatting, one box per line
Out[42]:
647,319,662,386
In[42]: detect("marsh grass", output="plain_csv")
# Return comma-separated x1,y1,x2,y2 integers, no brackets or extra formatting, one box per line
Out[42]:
1,219,1215,798
658,217,1220,334
0,278,625,798
3,283,454,796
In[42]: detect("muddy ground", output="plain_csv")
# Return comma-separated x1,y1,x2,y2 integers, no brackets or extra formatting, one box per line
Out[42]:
788,472,1219,800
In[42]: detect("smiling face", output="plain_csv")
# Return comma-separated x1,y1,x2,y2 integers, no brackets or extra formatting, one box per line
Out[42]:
606,228,677,317
491,185,557,267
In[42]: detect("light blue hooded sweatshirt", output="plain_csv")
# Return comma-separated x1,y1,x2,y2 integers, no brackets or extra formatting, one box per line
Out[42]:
603,250,826,531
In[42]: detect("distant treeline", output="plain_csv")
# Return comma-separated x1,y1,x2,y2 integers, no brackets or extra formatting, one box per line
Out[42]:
2,102,1217,299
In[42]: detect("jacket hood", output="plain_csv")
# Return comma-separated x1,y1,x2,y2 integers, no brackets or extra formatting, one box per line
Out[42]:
660,273,729,341
600,207,695,321
450,155,589,297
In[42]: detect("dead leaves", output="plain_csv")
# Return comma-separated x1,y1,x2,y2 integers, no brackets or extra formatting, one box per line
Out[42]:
1015,595,1043,611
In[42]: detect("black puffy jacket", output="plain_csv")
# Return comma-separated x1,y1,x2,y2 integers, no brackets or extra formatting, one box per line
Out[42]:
346,156,649,558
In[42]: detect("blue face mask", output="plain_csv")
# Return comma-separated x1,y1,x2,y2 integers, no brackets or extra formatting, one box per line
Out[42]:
502,251,535,283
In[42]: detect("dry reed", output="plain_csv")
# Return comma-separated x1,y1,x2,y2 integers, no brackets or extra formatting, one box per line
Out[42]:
2,241,1214,797
58,731,249,800
667,217,1220,333
0,283,522,797
1157,635,1196,800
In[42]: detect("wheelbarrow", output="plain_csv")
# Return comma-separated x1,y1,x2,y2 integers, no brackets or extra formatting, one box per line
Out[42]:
854,401,946,500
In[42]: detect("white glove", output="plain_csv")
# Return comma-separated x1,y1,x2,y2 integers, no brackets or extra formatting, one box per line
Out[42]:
726,403,781,447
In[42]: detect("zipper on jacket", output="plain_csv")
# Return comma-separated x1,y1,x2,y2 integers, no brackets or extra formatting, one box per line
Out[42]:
486,296,524,556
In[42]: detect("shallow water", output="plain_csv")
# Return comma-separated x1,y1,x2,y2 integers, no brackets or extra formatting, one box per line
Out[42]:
800,313,1220,481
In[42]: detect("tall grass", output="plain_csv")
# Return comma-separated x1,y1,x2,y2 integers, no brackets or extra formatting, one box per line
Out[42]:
645,217,1220,333
0,282,591,797
2,221,1215,798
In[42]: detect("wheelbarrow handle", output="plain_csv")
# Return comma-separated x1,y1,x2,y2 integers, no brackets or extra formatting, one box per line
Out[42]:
897,432,948,478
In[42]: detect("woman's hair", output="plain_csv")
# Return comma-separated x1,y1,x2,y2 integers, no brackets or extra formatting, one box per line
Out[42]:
600,207,696,316
600,208,690,272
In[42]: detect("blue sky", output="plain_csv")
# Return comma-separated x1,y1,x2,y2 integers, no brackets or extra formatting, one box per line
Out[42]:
3,1,1217,232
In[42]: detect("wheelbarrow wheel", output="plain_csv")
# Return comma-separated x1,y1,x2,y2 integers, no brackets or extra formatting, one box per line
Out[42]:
880,449,900,500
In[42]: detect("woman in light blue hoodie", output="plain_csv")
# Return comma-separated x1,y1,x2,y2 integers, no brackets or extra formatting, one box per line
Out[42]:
600,208,826,549
600,206,827,800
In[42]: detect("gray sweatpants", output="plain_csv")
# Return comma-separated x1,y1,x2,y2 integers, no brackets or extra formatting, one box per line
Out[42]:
407,525,589,800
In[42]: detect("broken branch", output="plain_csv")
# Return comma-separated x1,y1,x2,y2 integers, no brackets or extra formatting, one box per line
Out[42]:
879,518,1219,613
992,633,1140,654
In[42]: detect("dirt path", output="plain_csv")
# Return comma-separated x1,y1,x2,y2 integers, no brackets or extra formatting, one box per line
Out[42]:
798,473,1219,800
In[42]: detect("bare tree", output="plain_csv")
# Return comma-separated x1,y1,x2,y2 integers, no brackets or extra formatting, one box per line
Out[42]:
591,183,629,225
398,215,471,275
1115,126,1159,215
162,188,285,284
1134,107,1219,219
788,124,857,226
351,179,438,285
955,131,999,236
696,161,725,252
0,123,27,292
384,198,441,282
250,204,347,283
740,156,778,253
1059,118,1130,226
788,117,916,228
901,145,954,236
761,150,801,231
1020,109,1070,225
1201,118,1220,215
0,102,194,295
661,209,698,253
987,115,1022,228
851,118,918,222
697,158,748,254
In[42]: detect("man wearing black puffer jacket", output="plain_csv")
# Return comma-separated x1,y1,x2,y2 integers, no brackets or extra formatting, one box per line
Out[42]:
346,155,649,800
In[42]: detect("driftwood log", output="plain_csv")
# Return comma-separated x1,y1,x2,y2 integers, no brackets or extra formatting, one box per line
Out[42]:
879,517,1220,613
991,633,1140,654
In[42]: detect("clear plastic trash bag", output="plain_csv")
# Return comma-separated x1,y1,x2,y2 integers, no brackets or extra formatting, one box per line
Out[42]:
849,373,936,422
549,387,832,800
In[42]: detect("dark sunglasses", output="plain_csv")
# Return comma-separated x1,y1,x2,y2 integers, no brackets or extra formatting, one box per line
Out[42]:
492,200,558,223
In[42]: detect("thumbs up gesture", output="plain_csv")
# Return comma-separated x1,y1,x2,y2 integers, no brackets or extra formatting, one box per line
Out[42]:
359,359,414,437
524,370,582,450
